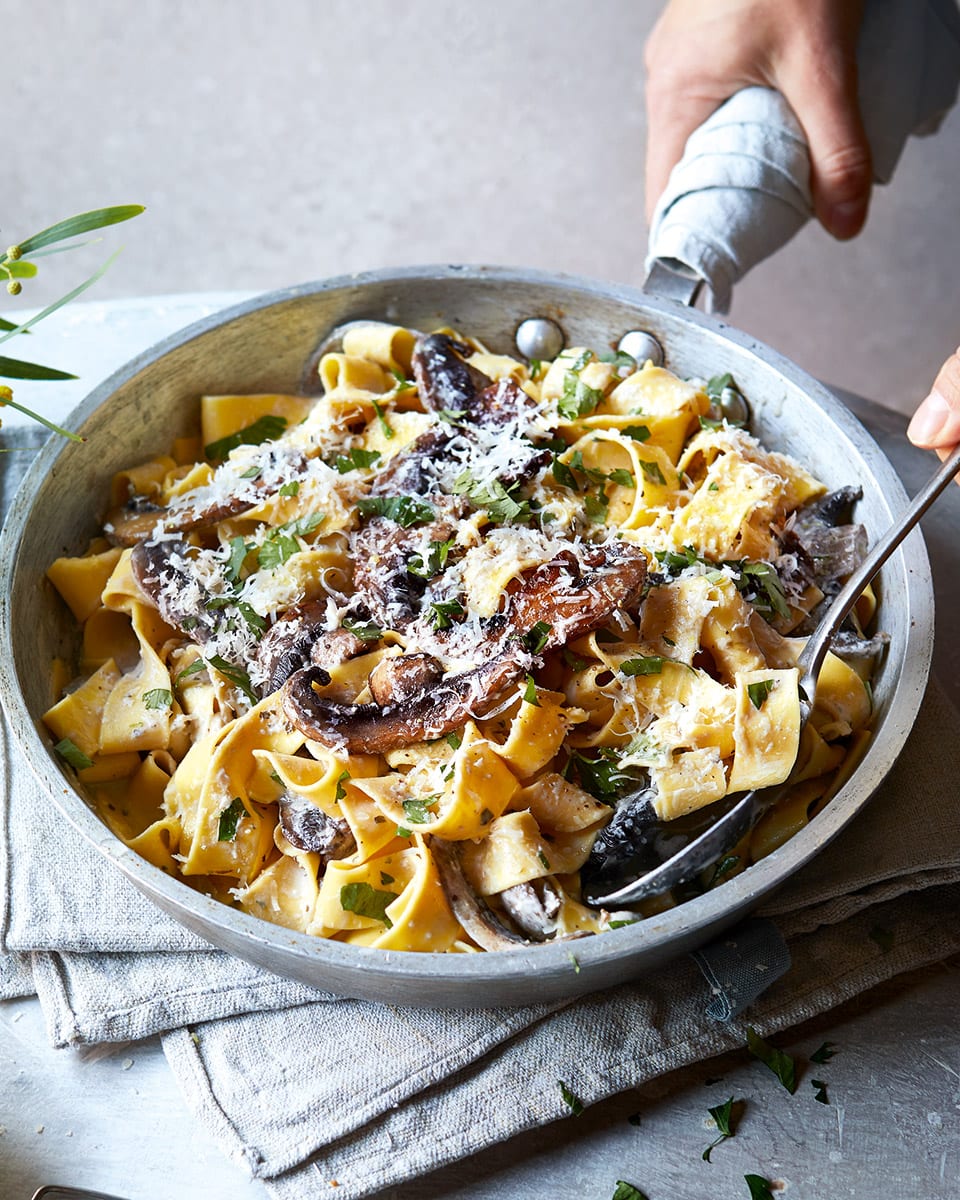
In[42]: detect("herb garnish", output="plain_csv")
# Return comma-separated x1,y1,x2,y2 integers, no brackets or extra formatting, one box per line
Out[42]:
702,1096,738,1161
206,655,258,705
559,1080,584,1115
340,881,398,928
217,797,246,842
143,688,173,710
446,732,462,751
746,1027,798,1094
522,674,540,706
341,617,383,642
452,471,531,524
371,399,394,439
357,494,435,528
428,599,464,630
335,770,350,802
401,797,435,825
747,679,775,710
611,1184,648,1200
258,511,326,569
744,1175,775,1200
205,414,288,461
705,372,735,401
809,1041,838,1064
54,738,94,770
279,480,300,497
621,424,651,442
389,367,414,392
331,447,381,474
225,536,250,584
620,655,664,677
568,748,628,800
639,459,667,486
408,537,456,578
522,620,552,654
707,854,740,888
558,371,603,421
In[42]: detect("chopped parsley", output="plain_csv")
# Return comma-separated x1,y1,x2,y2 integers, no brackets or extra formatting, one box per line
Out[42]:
621,423,651,442
225,535,250,583
699,415,725,431
389,367,415,393
562,647,590,672
428,599,464,630
611,1184,648,1200
408,537,456,578
597,348,637,374
744,1175,775,1200
330,447,381,474
436,407,467,425
143,688,173,711
205,414,287,461
747,679,775,710
559,1080,584,1116
445,731,462,751
702,1096,738,1161
452,471,530,524
705,371,735,401
258,511,326,570
810,1041,838,1065
217,797,246,842
568,748,628,800
583,488,610,523
401,797,436,825
522,620,552,654
239,464,261,480
357,494,435,528
371,399,394,439
527,358,542,380
279,480,300,497
341,617,383,642
639,459,667,486
54,738,94,770
537,849,551,870
621,655,664,677
746,1027,798,1094
335,770,350,802
557,371,603,421
206,655,258,705
522,674,540,706
707,854,741,888
340,881,398,928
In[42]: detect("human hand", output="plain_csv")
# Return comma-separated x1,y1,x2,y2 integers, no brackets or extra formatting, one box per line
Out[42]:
907,348,960,477
644,0,872,240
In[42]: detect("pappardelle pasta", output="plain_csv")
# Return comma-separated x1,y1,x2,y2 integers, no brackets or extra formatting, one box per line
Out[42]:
43,322,879,951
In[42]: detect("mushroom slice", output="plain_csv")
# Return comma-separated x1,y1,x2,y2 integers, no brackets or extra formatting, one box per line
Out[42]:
412,333,493,414
281,654,523,754
130,539,220,643
278,791,356,863
505,542,648,645
498,878,563,941
255,604,367,696
430,838,529,951
107,493,260,548
368,652,444,706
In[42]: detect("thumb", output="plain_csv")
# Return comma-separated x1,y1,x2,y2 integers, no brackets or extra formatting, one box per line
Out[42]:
908,348,960,453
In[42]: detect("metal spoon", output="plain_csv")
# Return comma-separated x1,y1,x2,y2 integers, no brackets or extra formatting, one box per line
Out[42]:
584,439,960,909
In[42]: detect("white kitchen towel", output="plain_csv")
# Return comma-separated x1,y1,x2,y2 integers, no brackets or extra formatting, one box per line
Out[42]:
646,0,960,311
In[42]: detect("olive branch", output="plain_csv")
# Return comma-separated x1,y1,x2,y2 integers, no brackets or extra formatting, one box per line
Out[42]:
0,204,144,442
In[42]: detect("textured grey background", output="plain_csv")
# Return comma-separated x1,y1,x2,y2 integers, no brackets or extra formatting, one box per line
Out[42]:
5,0,960,417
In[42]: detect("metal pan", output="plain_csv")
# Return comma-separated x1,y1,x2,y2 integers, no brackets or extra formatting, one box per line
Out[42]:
0,265,933,1007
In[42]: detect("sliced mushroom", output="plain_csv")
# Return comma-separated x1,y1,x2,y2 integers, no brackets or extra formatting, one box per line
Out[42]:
430,837,529,951
504,542,648,645
130,539,221,643
498,878,563,941
369,652,444,706
278,791,356,863
412,333,493,414
255,604,367,696
281,654,523,754
107,494,261,548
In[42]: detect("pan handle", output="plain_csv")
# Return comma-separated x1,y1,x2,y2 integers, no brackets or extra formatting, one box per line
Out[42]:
641,257,704,309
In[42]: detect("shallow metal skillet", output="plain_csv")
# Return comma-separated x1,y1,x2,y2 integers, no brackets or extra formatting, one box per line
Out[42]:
0,266,933,1007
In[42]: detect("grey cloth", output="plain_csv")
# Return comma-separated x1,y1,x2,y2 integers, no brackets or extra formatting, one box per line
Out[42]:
647,0,960,311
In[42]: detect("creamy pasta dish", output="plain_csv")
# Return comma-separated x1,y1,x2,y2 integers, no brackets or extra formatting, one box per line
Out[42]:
43,321,879,951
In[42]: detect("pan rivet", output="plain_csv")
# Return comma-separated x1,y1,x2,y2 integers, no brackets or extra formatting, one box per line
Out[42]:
515,317,564,363
617,330,664,367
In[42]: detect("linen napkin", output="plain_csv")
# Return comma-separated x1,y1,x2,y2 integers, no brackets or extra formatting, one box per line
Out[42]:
646,0,960,311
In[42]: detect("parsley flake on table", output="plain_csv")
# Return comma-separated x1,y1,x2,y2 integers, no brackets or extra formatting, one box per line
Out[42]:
746,1026,798,1094
702,1095,740,1161
744,1175,775,1200
559,1080,584,1115
810,1041,838,1064
611,1183,649,1200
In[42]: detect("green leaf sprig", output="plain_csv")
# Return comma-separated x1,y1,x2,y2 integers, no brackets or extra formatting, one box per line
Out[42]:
0,206,144,441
